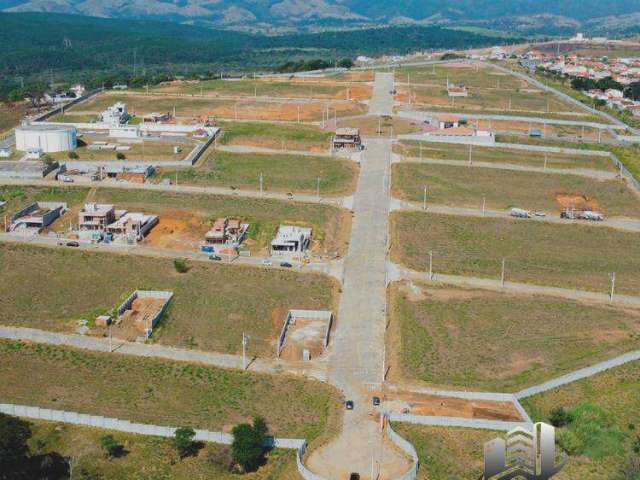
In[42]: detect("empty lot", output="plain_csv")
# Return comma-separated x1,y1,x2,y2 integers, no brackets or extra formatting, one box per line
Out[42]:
0,243,339,356
0,339,341,441
394,140,615,172
156,150,358,196
391,211,640,294
392,162,640,217
218,121,333,153
388,282,640,391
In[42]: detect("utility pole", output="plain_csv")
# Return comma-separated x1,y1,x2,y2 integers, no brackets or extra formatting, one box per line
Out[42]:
610,272,616,302
501,258,506,287
108,321,112,353
259,173,263,195
429,250,433,280
242,332,248,370
423,186,427,210
317,177,321,200
468,144,473,166
544,153,548,171
482,196,486,216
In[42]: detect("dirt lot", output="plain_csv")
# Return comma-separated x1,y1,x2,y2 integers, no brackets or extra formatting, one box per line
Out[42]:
383,389,522,421
279,315,330,361
145,209,209,251
387,281,640,391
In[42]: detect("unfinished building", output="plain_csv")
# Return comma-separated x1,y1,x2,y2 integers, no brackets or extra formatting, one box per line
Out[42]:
276,309,333,361
115,290,173,341
9,202,67,234
270,225,312,257
201,217,249,253
332,128,362,150
77,203,158,243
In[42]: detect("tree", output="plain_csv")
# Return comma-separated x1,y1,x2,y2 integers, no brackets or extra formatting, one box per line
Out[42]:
116,152,126,160
99,434,123,459
338,58,354,69
0,413,32,472
549,407,573,427
173,426,196,458
231,417,269,473
173,258,189,273
68,151,79,159
625,82,640,101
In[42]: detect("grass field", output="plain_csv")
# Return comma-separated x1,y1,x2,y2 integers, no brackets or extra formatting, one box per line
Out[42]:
0,185,352,257
395,64,524,90
390,211,640,294
0,101,29,134
387,282,640,391
494,134,613,151
21,419,300,480
147,78,371,101
71,93,366,123
391,424,493,480
0,243,339,356
218,121,333,153
0,339,341,441
476,118,615,143
45,136,193,162
394,140,615,171
336,115,423,137
612,145,640,182
391,162,640,217
156,151,358,196
521,360,640,480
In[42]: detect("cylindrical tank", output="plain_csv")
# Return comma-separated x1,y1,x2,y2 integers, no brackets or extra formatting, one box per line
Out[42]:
15,124,77,153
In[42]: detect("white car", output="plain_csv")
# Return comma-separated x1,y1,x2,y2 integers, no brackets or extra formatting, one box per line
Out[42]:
261,259,273,266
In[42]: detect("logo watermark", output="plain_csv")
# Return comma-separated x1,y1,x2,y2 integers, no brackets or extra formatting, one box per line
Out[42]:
483,422,566,480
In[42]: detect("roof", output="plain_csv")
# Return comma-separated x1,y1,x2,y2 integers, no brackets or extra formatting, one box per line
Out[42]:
81,203,114,215
16,124,76,133
435,114,461,122
335,128,360,136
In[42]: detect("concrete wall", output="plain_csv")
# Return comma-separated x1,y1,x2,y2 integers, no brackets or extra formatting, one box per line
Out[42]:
387,421,419,480
388,412,529,432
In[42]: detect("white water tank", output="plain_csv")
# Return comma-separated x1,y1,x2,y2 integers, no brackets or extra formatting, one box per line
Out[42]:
15,124,77,153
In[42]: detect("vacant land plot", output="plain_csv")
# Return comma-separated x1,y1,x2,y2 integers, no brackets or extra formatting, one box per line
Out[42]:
22,420,300,480
218,121,333,152
388,282,640,391
72,93,366,123
150,78,372,101
391,424,493,480
0,185,352,257
0,243,339,356
494,134,613,152
336,116,423,137
392,163,640,217
396,63,524,90
0,340,341,441
390,211,640,294
0,101,30,134
521,360,640,480
45,135,193,162
156,151,358,196
394,140,615,171
475,118,616,143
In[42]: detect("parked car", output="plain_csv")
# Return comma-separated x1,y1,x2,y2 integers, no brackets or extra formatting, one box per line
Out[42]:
262,259,273,266
65,241,80,247
345,400,354,410
372,396,381,406
209,255,222,261
280,261,293,268
510,208,531,219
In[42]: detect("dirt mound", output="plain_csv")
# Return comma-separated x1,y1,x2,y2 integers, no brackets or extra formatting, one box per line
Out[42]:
144,209,208,250
555,192,600,212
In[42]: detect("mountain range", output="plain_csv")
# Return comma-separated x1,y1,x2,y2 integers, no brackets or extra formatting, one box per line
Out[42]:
3,0,640,35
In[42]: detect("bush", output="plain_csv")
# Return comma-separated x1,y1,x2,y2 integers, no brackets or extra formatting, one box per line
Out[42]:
116,152,126,160
173,258,189,273
173,426,196,458
100,434,124,458
231,417,269,473
68,151,79,159
549,407,573,428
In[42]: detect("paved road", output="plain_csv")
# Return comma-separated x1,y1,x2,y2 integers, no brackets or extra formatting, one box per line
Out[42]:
307,75,413,479
0,233,345,282
368,72,395,116
398,156,617,180
0,178,354,210
390,198,640,233
390,262,640,308
0,326,327,380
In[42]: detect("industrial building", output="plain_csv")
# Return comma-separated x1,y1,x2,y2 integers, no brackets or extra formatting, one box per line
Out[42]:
15,124,77,153
271,225,312,257
332,128,362,150
9,202,67,234
0,161,61,180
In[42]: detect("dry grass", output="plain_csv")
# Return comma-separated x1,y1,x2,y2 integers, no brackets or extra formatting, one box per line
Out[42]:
392,162,640,217
390,211,640,295
0,339,342,441
0,243,340,356
387,281,640,391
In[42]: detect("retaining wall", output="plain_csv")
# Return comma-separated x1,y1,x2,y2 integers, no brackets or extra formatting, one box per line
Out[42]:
387,421,419,480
